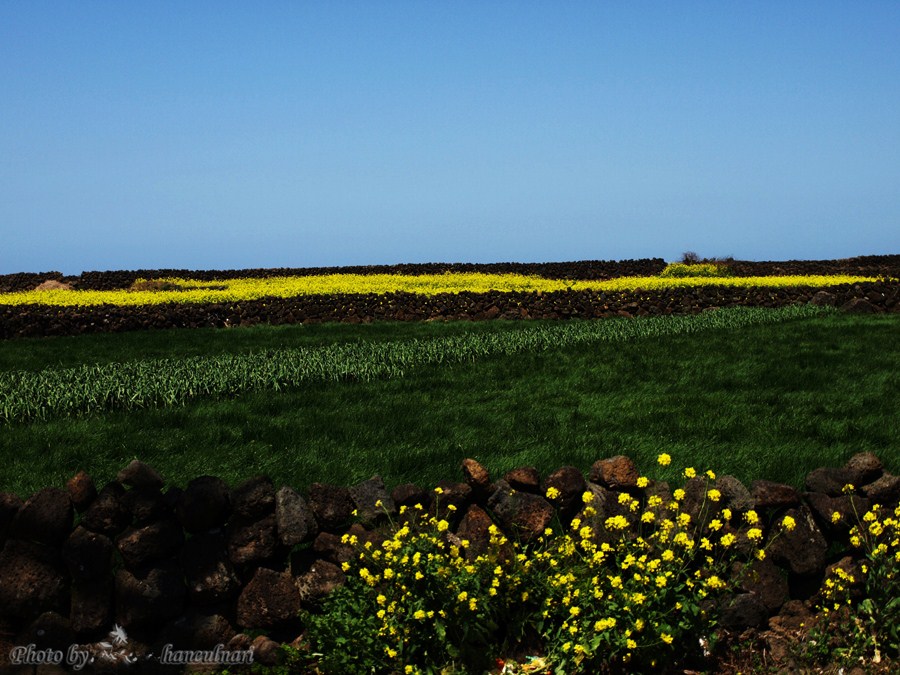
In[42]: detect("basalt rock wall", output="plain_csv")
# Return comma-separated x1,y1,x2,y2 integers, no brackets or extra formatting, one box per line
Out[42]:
1,280,898,340
0,259,668,293
0,453,898,671
3,255,900,294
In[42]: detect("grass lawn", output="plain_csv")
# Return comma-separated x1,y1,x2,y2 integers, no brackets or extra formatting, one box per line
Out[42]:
1,310,898,497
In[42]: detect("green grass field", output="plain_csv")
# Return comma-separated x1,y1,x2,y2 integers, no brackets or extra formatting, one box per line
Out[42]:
1,309,898,498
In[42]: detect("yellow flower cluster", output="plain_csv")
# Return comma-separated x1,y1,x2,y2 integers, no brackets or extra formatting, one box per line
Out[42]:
336,501,523,667
313,454,798,672
527,457,770,670
0,272,884,307
818,501,900,634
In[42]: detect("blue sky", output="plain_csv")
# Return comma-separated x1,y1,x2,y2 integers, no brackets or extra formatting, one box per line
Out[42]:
2,1,899,274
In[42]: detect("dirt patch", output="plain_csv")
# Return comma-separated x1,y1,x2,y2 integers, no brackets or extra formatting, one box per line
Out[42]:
33,279,73,291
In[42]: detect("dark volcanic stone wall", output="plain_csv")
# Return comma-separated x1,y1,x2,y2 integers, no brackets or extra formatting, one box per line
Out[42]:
1,280,898,339
0,454,897,671
3,254,899,294
0,259,667,293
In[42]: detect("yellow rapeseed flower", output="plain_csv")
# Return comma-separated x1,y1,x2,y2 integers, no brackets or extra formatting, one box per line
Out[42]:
605,515,629,531
658,453,672,466
782,515,797,532
5,272,882,307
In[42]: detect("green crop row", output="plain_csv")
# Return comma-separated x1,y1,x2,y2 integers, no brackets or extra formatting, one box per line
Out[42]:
0,305,830,425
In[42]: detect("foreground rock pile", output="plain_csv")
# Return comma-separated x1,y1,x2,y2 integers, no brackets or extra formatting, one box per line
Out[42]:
1,453,898,671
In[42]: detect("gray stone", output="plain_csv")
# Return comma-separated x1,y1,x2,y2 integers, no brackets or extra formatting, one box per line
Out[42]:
158,611,236,651
116,460,164,490
861,472,900,504
455,504,495,560
275,486,317,546
349,476,396,524
542,466,586,520
227,513,277,566
71,579,113,635
0,539,67,622
716,475,754,513
16,611,75,651
9,487,73,546
81,482,130,538
62,526,114,582
840,298,878,313
182,532,241,605
809,290,837,306
719,592,769,629
295,559,346,603
805,467,851,497
115,561,186,629
0,492,23,545
733,557,789,612
503,467,541,493
65,471,97,513
487,480,554,543
844,452,883,487
116,518,184,570
236,568,301,629
231,475,275,520
589,455,639,489
751,480,801,509
461,458,492,498
307,483,355,532
390,483,429,509
177,475,231,533
768,506,828,576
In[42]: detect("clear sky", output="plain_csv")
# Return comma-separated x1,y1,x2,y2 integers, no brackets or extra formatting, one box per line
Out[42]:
2,1,899,275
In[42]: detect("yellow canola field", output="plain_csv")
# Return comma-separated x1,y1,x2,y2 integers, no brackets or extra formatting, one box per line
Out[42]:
0,272,884,307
